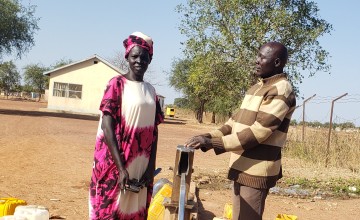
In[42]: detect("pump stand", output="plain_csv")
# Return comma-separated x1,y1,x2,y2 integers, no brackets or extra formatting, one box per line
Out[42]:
164,145,198,220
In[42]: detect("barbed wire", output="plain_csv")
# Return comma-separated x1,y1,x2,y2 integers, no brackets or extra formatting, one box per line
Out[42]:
296,94,360,105
294,94,360,126
294,108,331,123
333,114,360,125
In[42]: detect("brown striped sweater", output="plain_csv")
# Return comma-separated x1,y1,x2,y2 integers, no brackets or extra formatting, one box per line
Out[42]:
205,73,296,189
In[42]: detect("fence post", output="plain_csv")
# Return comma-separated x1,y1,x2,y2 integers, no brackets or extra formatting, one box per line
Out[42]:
302,94,316,142
325,93,348,167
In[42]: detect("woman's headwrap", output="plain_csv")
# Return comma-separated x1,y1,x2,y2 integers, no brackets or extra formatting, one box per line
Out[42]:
123,32,153,60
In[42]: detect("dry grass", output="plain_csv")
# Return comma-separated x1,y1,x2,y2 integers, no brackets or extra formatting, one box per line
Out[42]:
175,108,360,173
171,109,360,196
285,126,360,173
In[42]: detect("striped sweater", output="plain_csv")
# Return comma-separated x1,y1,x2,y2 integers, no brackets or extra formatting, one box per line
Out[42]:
206,73,296,189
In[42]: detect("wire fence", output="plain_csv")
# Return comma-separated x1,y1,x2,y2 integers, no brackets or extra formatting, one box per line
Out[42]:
286,94,360,173
293,94,360,127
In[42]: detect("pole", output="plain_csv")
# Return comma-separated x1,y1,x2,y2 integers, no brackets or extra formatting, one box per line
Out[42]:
178,173,186,220
302,94,316,142
325,93,348,167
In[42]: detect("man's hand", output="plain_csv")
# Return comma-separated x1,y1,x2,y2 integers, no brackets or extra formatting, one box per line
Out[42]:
185,136,213,150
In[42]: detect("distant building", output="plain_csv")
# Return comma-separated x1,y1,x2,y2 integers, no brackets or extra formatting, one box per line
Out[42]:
44,54,164,115
157,94,165,111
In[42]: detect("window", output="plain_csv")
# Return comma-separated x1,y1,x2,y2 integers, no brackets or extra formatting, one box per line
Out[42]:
53,82,82,99
68,84,82,99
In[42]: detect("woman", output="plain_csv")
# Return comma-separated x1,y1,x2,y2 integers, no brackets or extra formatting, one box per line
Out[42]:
89,32,164,220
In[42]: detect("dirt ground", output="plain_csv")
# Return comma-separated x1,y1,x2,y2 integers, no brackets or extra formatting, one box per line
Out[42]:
0,98,359,220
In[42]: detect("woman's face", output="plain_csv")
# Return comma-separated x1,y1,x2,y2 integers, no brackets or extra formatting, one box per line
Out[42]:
127,46,151,80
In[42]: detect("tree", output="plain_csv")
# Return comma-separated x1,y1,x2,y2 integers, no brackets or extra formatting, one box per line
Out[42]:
23,64,49,101
0,61,21,99
174,97,190,108
0,0,40,59
169,54,248,122
169,58,200,118
51,58,73,69
107,51,128,73
290,119,298,126
172,0,332,122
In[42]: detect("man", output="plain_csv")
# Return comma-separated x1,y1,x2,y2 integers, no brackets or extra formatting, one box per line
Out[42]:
185,42,296,220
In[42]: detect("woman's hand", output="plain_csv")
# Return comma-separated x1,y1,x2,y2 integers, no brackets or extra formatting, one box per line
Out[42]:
118,166,129,190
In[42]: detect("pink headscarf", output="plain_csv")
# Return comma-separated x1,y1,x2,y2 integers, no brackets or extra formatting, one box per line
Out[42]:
123,32,153,60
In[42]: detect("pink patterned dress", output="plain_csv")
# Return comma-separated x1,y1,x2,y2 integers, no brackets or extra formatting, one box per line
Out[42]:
89,75,163,220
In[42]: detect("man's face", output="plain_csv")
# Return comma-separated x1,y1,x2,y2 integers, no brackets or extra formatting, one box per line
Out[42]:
255,45,277,78
127,46,151,78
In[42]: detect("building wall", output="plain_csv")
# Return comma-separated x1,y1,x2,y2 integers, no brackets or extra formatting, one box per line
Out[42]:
158,95,165,111
47,58,120,115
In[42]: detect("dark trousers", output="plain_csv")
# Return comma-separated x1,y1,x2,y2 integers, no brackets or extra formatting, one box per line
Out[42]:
232,182,269,220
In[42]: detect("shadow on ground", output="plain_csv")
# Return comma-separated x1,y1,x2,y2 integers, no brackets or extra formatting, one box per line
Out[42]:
196,187,216,220
163,118,187,125
0,109,99,121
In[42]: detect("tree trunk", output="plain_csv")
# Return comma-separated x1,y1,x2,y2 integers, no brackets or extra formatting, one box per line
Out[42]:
211,111,216,123
196,109,202,123
196,100,205,123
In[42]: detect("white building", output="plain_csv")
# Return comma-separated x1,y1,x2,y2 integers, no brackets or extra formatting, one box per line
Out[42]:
44,54,164,115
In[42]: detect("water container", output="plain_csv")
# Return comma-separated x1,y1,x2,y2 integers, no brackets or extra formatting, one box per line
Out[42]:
14,205,49,220
223,203,232,220
148,183,173,220
154,183,172,199
0,198,27,217
152,178,172,198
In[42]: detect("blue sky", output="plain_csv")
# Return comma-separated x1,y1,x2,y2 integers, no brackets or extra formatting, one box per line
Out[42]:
291,0,360,126
4,0,360,126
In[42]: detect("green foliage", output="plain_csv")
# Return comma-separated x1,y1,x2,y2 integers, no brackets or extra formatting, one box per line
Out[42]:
283,177,360,196
0,0,40,59
171,0,332,120
169,58,196,108
330,178,360,195
296,120,357,129
165,104,175,108
169,59,192,93
336,122,356,129
0,61,21,96
12,83,22,92
169,54,248,122
284,177,321,189
290,119,298,126
22,84,33,93
177,0,332,87
23,64,49,95
173,97,189,108
22,59,71,98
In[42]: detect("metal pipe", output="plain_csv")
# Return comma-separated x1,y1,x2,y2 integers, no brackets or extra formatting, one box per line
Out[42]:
178,172,186,220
